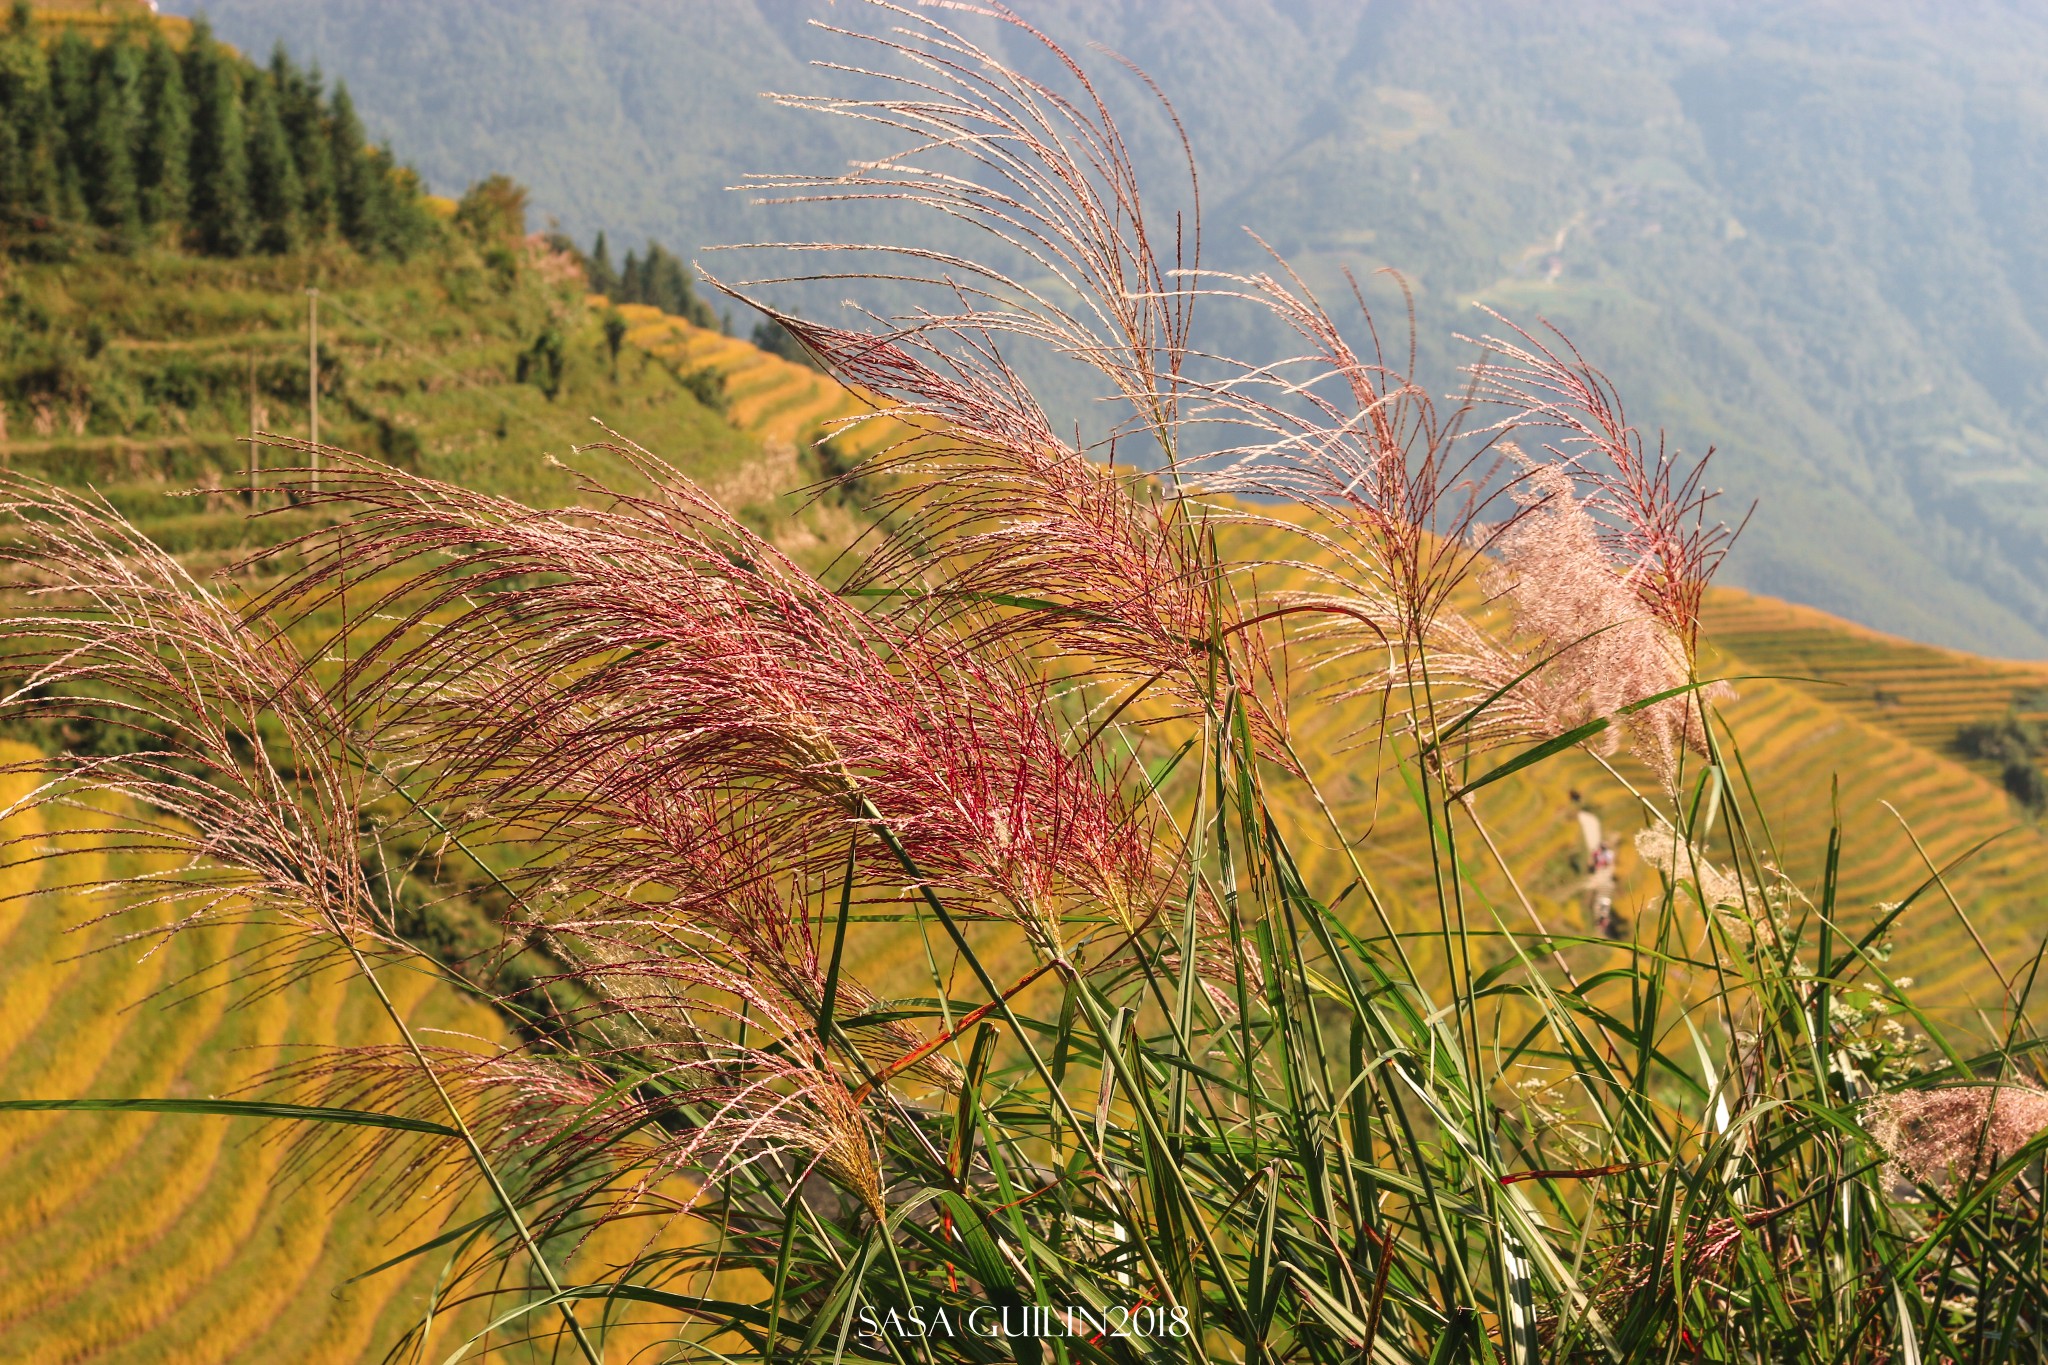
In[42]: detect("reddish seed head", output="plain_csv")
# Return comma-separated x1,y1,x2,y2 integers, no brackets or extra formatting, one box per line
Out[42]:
1866,1083,2048,1191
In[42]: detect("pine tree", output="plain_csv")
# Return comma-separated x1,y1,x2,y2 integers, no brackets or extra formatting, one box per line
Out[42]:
619,247,641,305
324,81,433,259
136,33,189,229
587,230,618,295
633,241,716,328
647,242,688,316
244,69,300,253
82,38,142,231
329,79,376,250
363,145,434,259
20,47,66,220
46,27,91,221
0,6,56,216
273,48,331,239
652,244,681,315
184,21,249,255
0,86,19,216
0,17,428,257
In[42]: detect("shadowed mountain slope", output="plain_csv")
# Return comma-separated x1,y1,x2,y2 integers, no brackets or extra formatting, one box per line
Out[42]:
171,0,2048,657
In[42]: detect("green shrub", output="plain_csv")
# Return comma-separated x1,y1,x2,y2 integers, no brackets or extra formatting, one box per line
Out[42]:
678,363,725,413
2004,758,2048,810
515,323,565,400
1958,715,2041,766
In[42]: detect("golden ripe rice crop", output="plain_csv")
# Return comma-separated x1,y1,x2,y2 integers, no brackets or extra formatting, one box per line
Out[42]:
5,306,2048,1357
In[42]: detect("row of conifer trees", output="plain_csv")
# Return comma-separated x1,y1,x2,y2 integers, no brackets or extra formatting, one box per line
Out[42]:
0,7,432,258
580,229,818,362
583,232,721,331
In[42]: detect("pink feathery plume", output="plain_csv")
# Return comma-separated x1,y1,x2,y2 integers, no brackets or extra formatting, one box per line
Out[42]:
1465,311,1739,655
261,991,888,1229
242,1040,554,1214
1188,263,1735,778
503,958,887,1219
736,1,1200,456
706,1,1294,753
255,442,1169,957
1194,249,1506,654
0,475,394,981
513,789,962,1089
756,306,1293,761
749,310,1211,667
1180,252,1544,771
1865,1082,2048,1193
1471,457,1730,787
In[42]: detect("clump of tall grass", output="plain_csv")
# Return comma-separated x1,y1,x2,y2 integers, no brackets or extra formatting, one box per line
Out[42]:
4,4,2047,1362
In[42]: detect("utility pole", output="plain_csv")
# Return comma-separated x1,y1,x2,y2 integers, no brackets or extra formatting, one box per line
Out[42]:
247,351,258,505
307,287,320,491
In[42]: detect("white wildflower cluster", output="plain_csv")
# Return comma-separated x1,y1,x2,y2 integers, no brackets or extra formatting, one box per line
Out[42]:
1630,828,1780,947
1827,937,1921,1092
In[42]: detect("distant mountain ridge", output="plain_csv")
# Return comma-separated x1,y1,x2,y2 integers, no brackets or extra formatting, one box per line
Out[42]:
168,0,2048,659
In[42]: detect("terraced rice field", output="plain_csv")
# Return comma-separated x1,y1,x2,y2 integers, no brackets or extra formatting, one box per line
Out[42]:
613,304,872,451
1045,515,2048,1043
1701,586,2048,752
1697,590,2048,1029
0,794,677,1363
7,265,2048,1356
0,268,787,1360
0,743,512,1360
1262,580,2048,1040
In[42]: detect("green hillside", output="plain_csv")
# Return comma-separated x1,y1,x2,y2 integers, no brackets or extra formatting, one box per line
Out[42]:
172,0,2048,659
0,137,865,1361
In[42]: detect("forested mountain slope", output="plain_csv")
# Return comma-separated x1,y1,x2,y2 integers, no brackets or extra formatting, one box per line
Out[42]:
173,0,2048,658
